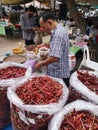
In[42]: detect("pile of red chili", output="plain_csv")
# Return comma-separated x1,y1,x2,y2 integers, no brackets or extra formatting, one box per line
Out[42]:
0,66,26,129
11,76,63,130
16,76,63,105
67,70,98,103
60,109,98,130
77,70,98,95
0,66,26,79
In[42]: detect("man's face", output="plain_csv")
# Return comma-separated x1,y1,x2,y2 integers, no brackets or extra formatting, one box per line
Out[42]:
39,18,52,34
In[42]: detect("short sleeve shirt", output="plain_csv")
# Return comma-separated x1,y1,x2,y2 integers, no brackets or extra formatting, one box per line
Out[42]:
20,13,36,40
47,24,70,78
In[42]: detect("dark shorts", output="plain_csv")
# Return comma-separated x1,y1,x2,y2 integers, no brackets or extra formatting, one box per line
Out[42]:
25,39,35,45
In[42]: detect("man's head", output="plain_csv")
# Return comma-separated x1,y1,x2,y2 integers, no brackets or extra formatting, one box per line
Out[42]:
39,12,58,33
28,5,35,17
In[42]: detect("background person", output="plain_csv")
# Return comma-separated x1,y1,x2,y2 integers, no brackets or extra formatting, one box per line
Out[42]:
33,7,42,45
20,5,38,51
33,7,40,28
35,12,70,87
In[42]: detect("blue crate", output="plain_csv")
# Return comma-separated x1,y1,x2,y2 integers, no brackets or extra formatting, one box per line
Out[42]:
4,124,12,130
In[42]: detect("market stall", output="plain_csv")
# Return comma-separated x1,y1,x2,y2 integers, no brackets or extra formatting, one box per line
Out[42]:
0,21,14,37
1,0,33,5
1,35,98,130
0,2,98,130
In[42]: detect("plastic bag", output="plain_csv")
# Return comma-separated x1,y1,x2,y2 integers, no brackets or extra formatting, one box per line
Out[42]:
23,59,38,73
69,70,98,104
0,62,32,129
7,72,69,130
48,100,98,130
0,61,32,85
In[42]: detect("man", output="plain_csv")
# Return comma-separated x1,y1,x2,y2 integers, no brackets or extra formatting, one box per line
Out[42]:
35,12,70,87
20,5,38,51
33,7,40,28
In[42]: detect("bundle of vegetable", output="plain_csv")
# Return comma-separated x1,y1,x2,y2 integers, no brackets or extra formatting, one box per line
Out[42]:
48,100,98,130
68,70,98,104
0,62,32,129
7,73,69,130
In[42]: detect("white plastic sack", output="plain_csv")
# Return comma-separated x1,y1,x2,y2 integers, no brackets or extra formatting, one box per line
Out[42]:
48,100,98,130
23,59,37,73
70,70,98,104
0,61,32,88
7,72,69,125
0,62,32,129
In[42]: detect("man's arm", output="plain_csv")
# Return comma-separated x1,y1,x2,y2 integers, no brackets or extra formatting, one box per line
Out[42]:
35,56,59,71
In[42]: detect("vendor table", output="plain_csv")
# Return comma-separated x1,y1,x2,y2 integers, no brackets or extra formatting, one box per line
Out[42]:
0,24,14,37
70,45,81,55
0,22,22,38
0,25,6,36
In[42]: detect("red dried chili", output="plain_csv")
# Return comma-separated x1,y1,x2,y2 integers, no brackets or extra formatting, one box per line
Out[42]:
0,66,27,129
11,76,63,130
60,109,98,130
16,76,63,105
77,70,98,95
0,66,26,79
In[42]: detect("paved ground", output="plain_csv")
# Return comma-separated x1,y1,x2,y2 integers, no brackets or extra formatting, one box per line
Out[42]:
0,35,50,56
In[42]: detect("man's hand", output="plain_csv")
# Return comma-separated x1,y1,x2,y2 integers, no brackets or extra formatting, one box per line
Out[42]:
35,56,58,71
31,27,39,31
34,61,44,71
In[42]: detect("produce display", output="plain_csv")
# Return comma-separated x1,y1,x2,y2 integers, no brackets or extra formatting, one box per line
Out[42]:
16,76,63,105
0,62,31,129
60,110,98,130
68,70,98,104
11,104,52,130
48,100,98,130
77,70,98,95
0,66,26,79
7,75,68,130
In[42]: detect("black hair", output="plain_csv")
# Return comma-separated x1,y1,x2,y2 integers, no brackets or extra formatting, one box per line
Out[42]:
28,5,35,12
40,11,56,22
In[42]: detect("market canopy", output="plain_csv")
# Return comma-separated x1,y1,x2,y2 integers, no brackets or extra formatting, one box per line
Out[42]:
1,0,33,5
76,0,98,6
37,0,98,7
1,0,98,7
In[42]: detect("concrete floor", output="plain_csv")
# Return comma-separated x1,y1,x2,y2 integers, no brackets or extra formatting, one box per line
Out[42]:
0,35,50,56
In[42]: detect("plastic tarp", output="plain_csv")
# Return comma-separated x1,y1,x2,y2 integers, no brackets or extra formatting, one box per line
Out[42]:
2,0,33,5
